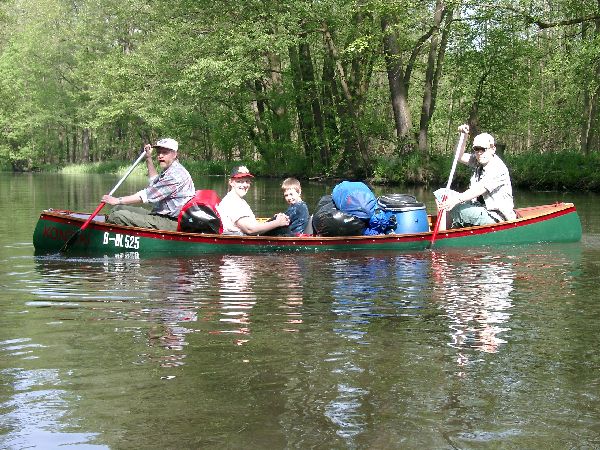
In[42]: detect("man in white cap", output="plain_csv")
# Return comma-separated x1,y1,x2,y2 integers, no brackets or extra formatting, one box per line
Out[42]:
436,124,516,227
102,138,195,230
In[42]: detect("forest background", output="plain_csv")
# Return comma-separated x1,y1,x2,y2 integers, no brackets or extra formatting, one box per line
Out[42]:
0,0,599,191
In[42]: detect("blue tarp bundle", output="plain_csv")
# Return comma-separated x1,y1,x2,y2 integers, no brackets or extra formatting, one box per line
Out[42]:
332,181,377,220
363,209,397,235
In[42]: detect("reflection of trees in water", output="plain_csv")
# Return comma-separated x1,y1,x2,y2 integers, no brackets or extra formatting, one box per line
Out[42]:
91,254,307,363
331,254,430,341
33,255,207,368
34,254,309,368
27,243,589,447
104,256,206,368
0,364,104,449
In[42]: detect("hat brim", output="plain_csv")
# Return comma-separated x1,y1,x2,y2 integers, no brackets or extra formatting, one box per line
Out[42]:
231,173,254,179
152,145,177,152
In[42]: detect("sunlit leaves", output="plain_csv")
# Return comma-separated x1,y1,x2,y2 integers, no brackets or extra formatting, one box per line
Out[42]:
0,0,599,170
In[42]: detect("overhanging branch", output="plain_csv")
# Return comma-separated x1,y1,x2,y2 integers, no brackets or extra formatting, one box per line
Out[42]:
489,4,600,29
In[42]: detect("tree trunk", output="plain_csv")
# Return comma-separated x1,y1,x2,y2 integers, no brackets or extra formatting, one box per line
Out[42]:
418,0,445,152
71,129,77,164
321,52,339,167
267,51,291,155
250,79,272,162
429,8,452,126
580,15,600,154
299,41,327,170
289,44,317,167
82,128,90,162
381,15,412,146
59,128,66,164
322,24,371,175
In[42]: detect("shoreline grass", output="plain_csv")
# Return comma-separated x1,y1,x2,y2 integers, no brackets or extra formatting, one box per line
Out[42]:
10,151,600,192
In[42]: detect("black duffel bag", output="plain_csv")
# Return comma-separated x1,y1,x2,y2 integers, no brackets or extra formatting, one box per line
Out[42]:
312,195,366,236
177,190,222,234
179,204,221,234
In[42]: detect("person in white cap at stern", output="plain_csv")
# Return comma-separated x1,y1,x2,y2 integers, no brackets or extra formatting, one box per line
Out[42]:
436,124,517,228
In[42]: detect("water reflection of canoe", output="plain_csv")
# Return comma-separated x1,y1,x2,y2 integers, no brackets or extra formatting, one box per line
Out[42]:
33,202,582,256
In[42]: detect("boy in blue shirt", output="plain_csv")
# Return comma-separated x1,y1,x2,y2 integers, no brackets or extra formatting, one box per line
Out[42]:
266,178,310,236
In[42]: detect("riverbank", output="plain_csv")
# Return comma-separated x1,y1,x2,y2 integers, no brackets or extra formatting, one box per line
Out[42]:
371,151,600,192
5,150,600,192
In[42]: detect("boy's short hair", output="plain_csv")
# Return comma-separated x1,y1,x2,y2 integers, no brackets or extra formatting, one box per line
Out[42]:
282,177,301,194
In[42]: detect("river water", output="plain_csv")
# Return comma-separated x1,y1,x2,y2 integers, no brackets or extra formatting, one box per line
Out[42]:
1,173,599,449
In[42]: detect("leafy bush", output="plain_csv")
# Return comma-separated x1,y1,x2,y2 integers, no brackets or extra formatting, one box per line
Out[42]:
506,152,600,191
371,152,431,185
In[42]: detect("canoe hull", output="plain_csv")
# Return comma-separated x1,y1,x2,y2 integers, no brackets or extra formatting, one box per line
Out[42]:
33,203,582,256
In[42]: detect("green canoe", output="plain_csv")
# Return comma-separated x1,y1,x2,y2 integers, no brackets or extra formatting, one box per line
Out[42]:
33,202,582,257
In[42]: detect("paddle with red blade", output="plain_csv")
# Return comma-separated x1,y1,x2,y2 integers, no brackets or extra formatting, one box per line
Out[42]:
60,149,147,253
429,131,467,249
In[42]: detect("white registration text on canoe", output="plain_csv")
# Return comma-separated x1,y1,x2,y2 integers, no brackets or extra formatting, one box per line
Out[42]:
103,232,140,250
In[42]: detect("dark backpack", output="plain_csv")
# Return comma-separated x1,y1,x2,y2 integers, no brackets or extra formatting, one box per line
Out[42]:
177,190,223,234
312,195,366,236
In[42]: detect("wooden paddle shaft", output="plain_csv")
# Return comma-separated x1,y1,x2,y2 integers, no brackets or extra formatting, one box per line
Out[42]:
429,132,467,248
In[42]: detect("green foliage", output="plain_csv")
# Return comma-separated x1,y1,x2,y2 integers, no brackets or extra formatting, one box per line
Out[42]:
60,161,147,175
0,0,599,191
370,149,600,192
59,158,232,177
507,151,600,191
185,160,230,177
371,151,434,186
